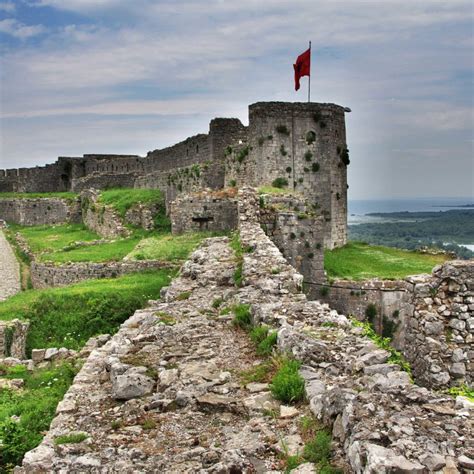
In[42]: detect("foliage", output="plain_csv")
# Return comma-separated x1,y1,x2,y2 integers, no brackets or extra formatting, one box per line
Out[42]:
446,384,474,402
239,360,273,384
258,186,293,195
348,209,474,259
232,304,252,329
303,430,331,463
0,270,173,352
236,146,250,163
176,291,191,301
270,357,305,403
0,363,78,469
280,145,288,156
320,286,330,297
340,147,350,165
272,177,289,189
365,303,377,326
306,131,316,145
324,241,449,280
312,162,320,172
249,325,278,355
304,151,313,161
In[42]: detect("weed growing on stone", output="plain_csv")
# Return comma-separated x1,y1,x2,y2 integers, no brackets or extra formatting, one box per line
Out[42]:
232,304,252,329
54,433,88,445
212,298,223,309
176,291,191,301
446,384,474,402
111,420,123,430
155,311,176,325
270,357,305,404
351,320,412,375
276,125,290,135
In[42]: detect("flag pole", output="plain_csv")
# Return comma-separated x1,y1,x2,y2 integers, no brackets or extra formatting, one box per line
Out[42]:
308,41,311,103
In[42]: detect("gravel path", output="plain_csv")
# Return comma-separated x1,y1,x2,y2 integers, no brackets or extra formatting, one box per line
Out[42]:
0,230,21,301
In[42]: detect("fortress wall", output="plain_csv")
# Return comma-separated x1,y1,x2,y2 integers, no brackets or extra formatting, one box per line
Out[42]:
71,173,138,192
30,261,173,289
80,190,130,238
0,198,81,226
83,155,145,175
259,194,325,284
170,189,239,234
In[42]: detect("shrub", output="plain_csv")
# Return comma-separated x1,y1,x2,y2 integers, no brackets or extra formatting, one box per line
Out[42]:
340,147,350,166
272,177,288,189
336,192,341,200
232,304,252,329
176,291,191,301
270,358,305,403
257,331,277,356
267,134,273,140
306,131,316,145
298,177,303,183
304,151,313,161
304,167,310,172
319,121,327,129
259,196,265,208
312,162,320,172
250,325,269,344
365,303,377,326
212,298,223,309
229,179,237,187
307,252,314,259
280,145,288,156
285,166,292,173
276,125,290,135
236,146,249,163
290,232,296,239
303,430,331,463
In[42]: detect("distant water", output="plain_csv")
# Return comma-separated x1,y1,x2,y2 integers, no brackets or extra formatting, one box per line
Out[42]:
348,197,473,225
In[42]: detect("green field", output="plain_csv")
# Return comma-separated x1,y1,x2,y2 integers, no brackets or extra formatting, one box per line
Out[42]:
0,192,77,201
324,242,449,281
0,270,174,351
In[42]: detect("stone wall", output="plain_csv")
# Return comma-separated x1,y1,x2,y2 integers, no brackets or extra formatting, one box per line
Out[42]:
80,190,130,238
170,189,239,234
0,197,81,226
316,261,474,389
71,172,138,192
405,261,473,389
260,194,325,284
0,320,29,359
30,261,174,288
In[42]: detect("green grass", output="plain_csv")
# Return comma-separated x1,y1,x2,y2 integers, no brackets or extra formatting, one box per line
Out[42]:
232,304,252,329
0,270,174,352
258,186,296,195
324,241,449,281
0,192,77,201
12,224,100,255
270,357,305,404
0,363,78,470
249,325,278,356
99,188,165,218
54,433,88,445
127,231,224,262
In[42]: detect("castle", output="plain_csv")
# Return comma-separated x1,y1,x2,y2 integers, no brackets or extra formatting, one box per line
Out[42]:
0,102,350,249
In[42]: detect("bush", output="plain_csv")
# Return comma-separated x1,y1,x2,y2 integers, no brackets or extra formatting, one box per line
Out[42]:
270,358,305,403
257,331,277,356
312,162,320,172
304,151,313,161
303,430,331,463
365,303,377,326
232,304,252,329
286,166,292,173
272,177,288,189
320,286,330,297
341,147,350,166
236,146,249,163
229,179,237,187
280,145,288,156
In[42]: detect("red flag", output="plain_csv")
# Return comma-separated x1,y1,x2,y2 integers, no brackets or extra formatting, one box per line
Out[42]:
293,47,311,91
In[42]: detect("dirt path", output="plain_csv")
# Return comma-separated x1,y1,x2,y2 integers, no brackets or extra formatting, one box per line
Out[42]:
0,230,21,301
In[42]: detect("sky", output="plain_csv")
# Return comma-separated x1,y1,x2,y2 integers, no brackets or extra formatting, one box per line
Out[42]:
0,0,473,200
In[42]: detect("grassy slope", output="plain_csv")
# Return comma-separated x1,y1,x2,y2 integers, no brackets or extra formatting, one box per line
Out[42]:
0,270,174,351
99,188,165,218
325,242,449,281
12,224,99,254
127,232,226,261
0,192,77,200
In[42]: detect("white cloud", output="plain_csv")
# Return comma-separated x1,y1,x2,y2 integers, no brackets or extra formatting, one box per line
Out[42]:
0,19,46,39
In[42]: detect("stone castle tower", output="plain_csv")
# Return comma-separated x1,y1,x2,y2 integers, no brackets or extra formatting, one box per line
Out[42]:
225,102,349,249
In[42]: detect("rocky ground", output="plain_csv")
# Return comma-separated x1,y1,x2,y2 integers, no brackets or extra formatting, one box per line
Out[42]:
0,229,21,301
16,189,474,473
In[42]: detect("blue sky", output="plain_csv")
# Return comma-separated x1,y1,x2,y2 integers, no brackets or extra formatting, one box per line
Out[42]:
0,0,472,199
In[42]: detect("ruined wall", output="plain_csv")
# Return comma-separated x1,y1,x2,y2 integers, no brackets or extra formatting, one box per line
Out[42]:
0,198,81,226
259,194,325,284
316,260,473,389
405,261,473,389
80,190,130,238
71,173,138,192
170,189,239,234
31,261,173,289
0,320,29,359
